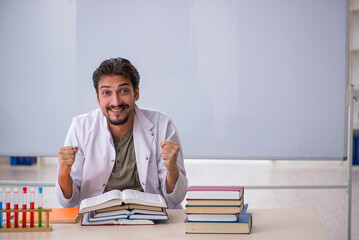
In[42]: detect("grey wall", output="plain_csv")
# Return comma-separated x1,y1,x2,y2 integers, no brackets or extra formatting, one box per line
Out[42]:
0,0,348,159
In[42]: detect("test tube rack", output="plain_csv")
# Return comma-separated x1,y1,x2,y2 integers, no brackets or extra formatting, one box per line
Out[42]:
0,208,52,232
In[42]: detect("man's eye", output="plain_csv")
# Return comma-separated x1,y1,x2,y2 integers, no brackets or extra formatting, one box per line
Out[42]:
119,89,129,95
102,91,110,95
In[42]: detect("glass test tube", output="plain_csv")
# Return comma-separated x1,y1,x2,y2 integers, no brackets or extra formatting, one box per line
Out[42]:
38,187,43,228
30,188,35,228
0,188,3,228
5,188,10,228
22,187,27,228
13,188,19,228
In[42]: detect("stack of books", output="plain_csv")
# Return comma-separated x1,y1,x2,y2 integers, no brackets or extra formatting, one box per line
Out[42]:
184,186,252,234
79,189,169,225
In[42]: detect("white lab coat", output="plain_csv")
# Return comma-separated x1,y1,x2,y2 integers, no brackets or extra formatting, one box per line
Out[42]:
55,105,188,209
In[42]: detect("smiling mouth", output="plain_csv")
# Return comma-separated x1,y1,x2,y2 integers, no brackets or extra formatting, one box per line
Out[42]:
108,105,128,113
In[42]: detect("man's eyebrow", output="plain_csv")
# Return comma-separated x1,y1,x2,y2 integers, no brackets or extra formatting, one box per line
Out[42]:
99,83,130,90
118,83,130,87
100,85,110,90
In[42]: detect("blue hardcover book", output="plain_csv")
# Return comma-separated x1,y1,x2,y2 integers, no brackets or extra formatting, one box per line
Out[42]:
185,213,252,234
354,136,359,165
86,208,169,224
81,212,155,226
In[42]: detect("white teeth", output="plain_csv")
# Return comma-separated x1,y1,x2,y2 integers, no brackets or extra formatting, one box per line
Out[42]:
110,107,125,112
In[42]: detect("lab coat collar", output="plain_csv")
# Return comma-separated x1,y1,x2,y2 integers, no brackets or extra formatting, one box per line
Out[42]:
133,105,155,191
133,105,154,131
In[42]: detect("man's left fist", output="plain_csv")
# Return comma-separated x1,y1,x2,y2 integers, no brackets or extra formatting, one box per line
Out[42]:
160,141,179,171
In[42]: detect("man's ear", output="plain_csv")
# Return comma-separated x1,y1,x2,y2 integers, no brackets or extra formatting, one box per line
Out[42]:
135,87,140,101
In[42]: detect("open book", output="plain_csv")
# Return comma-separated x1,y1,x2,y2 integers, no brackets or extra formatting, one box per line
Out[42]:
79,189,167,214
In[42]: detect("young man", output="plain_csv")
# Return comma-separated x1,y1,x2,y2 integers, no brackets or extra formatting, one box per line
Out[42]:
55,57,188,209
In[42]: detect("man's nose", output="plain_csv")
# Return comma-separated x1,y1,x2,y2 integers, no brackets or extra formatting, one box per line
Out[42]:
111,93,122,106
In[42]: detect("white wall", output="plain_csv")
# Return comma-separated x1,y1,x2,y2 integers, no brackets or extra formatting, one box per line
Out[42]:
0,0,348,160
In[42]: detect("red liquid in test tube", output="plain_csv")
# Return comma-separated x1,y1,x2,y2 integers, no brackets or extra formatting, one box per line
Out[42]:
5,188,10,228
14,188,19,228
30,188,35,228
22,187,27,228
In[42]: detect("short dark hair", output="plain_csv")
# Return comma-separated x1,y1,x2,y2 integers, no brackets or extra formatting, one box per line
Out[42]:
92,57,140,94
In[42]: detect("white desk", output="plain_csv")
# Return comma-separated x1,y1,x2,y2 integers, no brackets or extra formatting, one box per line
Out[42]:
0,209,329,240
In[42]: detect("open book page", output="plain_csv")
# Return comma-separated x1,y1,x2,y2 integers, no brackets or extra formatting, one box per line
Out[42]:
122,189,167,208
79,190,123,213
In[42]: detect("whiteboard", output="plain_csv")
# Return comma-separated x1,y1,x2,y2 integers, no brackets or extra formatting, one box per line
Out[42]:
0,0,348,159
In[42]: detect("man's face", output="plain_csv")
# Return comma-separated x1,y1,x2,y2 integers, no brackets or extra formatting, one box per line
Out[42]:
96,75,139,126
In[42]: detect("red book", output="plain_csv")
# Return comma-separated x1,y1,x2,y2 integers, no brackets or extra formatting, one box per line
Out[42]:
186,186,244,200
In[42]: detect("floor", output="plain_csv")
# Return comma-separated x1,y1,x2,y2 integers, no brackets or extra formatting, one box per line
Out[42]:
0,158,357,240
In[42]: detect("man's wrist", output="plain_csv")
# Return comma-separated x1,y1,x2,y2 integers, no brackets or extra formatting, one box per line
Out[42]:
166,167,179,185
58,168,71,178
167,165,179,175
58,171,74,199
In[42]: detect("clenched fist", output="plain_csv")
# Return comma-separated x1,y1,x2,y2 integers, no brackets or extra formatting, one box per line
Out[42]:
160,141,179,172
160,141,180,194
58,146,78,176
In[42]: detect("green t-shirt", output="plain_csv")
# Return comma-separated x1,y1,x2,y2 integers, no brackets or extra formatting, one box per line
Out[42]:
104,130,143,192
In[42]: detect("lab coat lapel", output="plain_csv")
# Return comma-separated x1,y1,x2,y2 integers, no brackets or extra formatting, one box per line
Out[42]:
133,106,154,191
